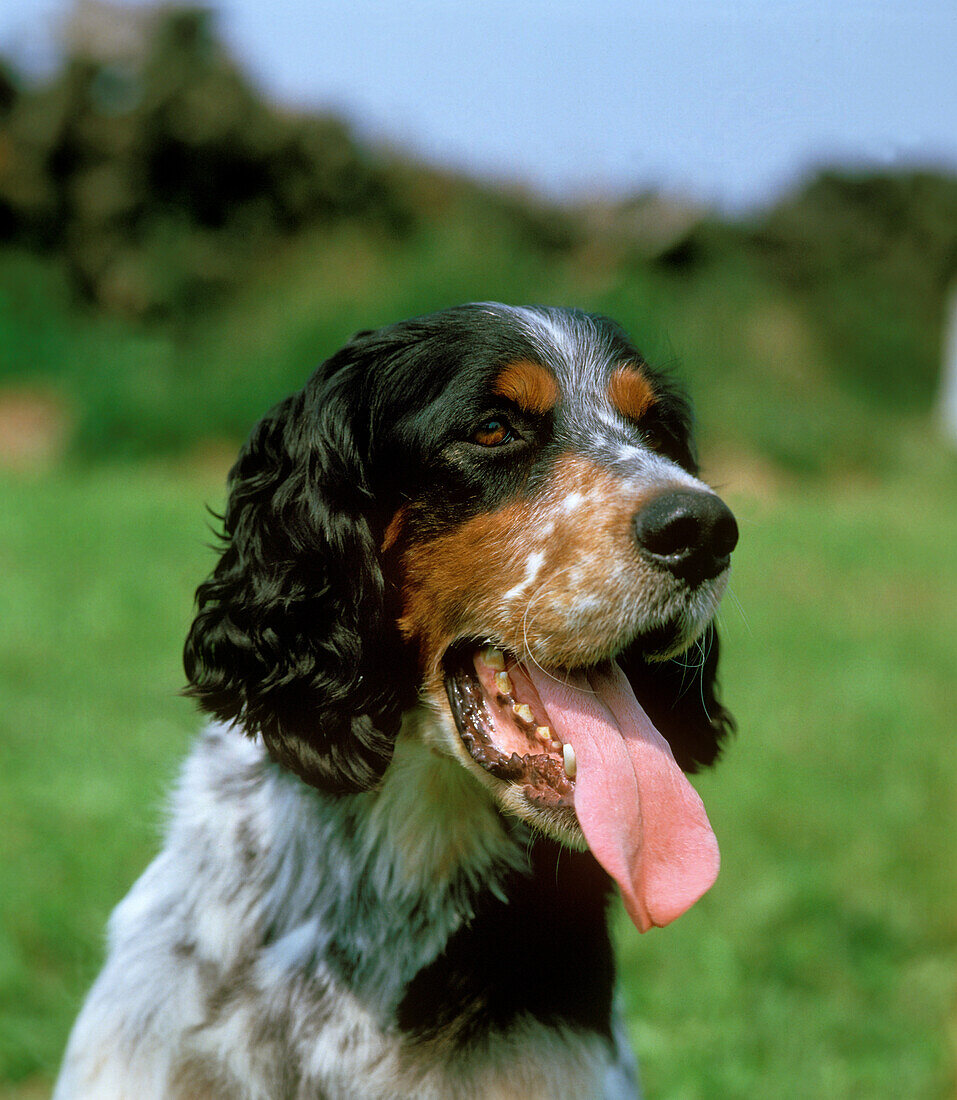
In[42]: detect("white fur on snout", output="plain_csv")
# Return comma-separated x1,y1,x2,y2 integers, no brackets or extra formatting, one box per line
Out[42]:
501,549,545,604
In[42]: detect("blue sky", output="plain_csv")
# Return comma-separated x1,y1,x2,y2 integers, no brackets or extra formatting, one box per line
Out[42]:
3,0,955,210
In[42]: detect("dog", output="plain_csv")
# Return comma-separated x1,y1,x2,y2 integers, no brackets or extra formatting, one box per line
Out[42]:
54,303,737,1099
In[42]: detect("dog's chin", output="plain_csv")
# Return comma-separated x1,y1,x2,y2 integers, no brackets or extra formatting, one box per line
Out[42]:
436,620,706,846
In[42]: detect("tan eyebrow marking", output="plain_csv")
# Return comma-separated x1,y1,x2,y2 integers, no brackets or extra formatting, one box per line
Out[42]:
608,364,656,421
492,360,559,415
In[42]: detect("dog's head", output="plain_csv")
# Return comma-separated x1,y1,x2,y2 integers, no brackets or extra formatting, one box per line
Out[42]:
185,304,737,929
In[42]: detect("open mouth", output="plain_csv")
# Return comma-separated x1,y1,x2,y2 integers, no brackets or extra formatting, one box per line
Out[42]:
444,643,577,810
443,640,722,933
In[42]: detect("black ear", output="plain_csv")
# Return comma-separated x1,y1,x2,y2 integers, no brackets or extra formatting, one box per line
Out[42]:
183,372,414,793
617,624,735,772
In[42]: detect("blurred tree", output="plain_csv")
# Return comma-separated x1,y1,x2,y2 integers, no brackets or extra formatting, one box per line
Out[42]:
0,2,410,316
750,170,957,410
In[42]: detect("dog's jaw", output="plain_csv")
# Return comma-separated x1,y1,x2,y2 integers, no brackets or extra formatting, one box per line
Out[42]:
420,682,589,850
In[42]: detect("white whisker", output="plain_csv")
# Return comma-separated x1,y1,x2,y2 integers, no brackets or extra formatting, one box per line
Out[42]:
726,583,752,634
519,566,597,693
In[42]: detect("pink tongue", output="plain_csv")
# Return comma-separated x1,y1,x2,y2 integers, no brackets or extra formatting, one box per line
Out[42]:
521,660,719,932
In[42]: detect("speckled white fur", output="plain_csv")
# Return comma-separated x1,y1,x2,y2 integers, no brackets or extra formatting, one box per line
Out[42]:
54,718,640,1099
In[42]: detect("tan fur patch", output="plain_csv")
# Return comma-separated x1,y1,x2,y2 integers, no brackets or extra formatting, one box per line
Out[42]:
394,454,676,680
608,363,655,421
381,507,406,552
492,360,559,415
170,1058,235,1099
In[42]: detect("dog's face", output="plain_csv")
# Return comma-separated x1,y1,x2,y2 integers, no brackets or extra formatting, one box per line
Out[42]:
185,304,737,930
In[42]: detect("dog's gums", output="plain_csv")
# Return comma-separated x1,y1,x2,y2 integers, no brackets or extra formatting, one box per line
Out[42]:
444,644,576,808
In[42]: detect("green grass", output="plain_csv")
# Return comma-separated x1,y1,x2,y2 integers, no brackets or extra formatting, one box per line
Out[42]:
0,464,219,1086
1,455,955,1097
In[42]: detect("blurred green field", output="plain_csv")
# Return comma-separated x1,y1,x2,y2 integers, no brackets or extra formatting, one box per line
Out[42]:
1,451,954,1098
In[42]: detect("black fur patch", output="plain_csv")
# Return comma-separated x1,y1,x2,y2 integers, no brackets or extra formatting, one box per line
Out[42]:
396,840,616,1046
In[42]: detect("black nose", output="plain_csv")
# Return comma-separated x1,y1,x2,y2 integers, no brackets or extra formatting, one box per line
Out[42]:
633,489,738,586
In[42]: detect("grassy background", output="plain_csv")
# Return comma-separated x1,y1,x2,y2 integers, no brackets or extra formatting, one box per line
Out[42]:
2,449,955,1098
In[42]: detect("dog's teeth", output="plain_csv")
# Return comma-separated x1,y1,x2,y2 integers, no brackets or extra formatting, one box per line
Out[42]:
535,725,552,743
494,671,513,696
482,646,506,671
513,703,534,725
562,744,577,779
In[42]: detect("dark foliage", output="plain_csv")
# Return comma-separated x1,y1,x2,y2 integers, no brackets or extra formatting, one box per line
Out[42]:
749,170,957,409
0,7,410,316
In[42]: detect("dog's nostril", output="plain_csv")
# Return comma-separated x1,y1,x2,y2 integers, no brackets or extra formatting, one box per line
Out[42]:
633,490,738,585
640,512,700,558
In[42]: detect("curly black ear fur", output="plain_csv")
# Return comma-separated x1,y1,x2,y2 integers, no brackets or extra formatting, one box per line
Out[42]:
183,368,414,794
617,624,734,773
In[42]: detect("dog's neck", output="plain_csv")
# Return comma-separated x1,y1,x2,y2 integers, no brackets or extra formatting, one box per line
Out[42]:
105,720,620,1087
171,718,526,1009
356,709,531,908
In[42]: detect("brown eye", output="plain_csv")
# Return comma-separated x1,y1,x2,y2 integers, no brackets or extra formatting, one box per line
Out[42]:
473,418,513,446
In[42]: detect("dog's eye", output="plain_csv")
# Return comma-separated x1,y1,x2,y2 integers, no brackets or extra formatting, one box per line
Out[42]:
642,423,668,452
643,421,695,469
472,418,514,447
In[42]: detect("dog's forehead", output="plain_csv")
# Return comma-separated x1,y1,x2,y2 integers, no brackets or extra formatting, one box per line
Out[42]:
487,304,626,393
488,305,645,415
487,304,674,472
